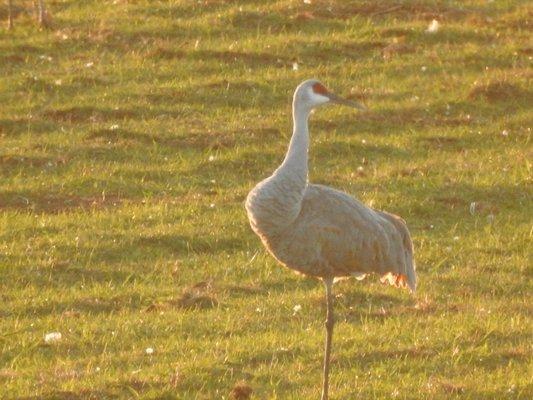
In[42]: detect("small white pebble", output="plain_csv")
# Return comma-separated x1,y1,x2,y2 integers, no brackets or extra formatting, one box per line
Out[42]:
501,129,509,136
44,332,62,344
208,155,215,162
145,347,154,355
426,19,440,33
421,66,427,72
209,203,215,208
292,62,299,71
361,139,367,144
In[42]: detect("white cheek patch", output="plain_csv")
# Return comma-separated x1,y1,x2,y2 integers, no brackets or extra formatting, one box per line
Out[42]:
308,88,330,104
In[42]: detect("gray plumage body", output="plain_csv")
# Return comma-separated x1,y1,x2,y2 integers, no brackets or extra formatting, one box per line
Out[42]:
246,80,416,291
248,182,415,286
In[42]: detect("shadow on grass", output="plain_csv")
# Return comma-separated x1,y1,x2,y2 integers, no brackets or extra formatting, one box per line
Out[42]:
42,106,183,123
0,190,123,214
0,154,60,172
85,127,237,151
295,1,472,21
353,103,496,134
18,291,144,318
192,49,291,68
133,233,248,256
0,118,56,136
315,140,409,163
422,180,527,217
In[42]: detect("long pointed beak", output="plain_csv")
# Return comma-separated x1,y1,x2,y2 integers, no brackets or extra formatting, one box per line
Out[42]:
327,92,367,111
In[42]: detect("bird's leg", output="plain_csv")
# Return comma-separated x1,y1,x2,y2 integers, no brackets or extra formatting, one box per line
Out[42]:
321,277,334,400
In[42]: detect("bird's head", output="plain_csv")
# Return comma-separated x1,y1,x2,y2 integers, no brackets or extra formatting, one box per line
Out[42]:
293,79,367,111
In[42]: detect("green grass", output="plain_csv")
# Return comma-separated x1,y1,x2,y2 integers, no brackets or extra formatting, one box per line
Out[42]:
1,0,532,398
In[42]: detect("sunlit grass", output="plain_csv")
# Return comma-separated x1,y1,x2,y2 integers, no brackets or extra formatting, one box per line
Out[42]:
1,0,531,398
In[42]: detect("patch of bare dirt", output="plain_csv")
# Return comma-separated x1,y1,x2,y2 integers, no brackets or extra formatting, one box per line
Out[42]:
468,81,531,103
176,281,218,309
518,47,533,56
2,54,27,64
230,382,253,400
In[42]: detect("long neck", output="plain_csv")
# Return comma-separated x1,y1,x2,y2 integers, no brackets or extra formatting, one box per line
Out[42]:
278,101,311,178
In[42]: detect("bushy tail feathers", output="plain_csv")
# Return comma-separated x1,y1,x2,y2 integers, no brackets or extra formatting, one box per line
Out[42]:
379,216,417,293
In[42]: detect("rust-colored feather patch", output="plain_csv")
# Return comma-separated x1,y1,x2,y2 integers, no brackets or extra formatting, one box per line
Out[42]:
380,272,408,289
312,82,329,96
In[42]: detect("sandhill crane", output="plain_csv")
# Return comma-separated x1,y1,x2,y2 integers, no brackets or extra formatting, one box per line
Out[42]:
245,79,416,399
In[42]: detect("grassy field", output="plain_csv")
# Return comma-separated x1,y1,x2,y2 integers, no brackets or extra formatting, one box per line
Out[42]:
1,0,532,398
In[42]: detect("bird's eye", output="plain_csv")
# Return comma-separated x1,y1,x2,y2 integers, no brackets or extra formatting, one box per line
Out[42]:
312,83,329,96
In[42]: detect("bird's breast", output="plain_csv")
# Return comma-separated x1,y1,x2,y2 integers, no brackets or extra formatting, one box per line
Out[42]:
245,178,304,237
